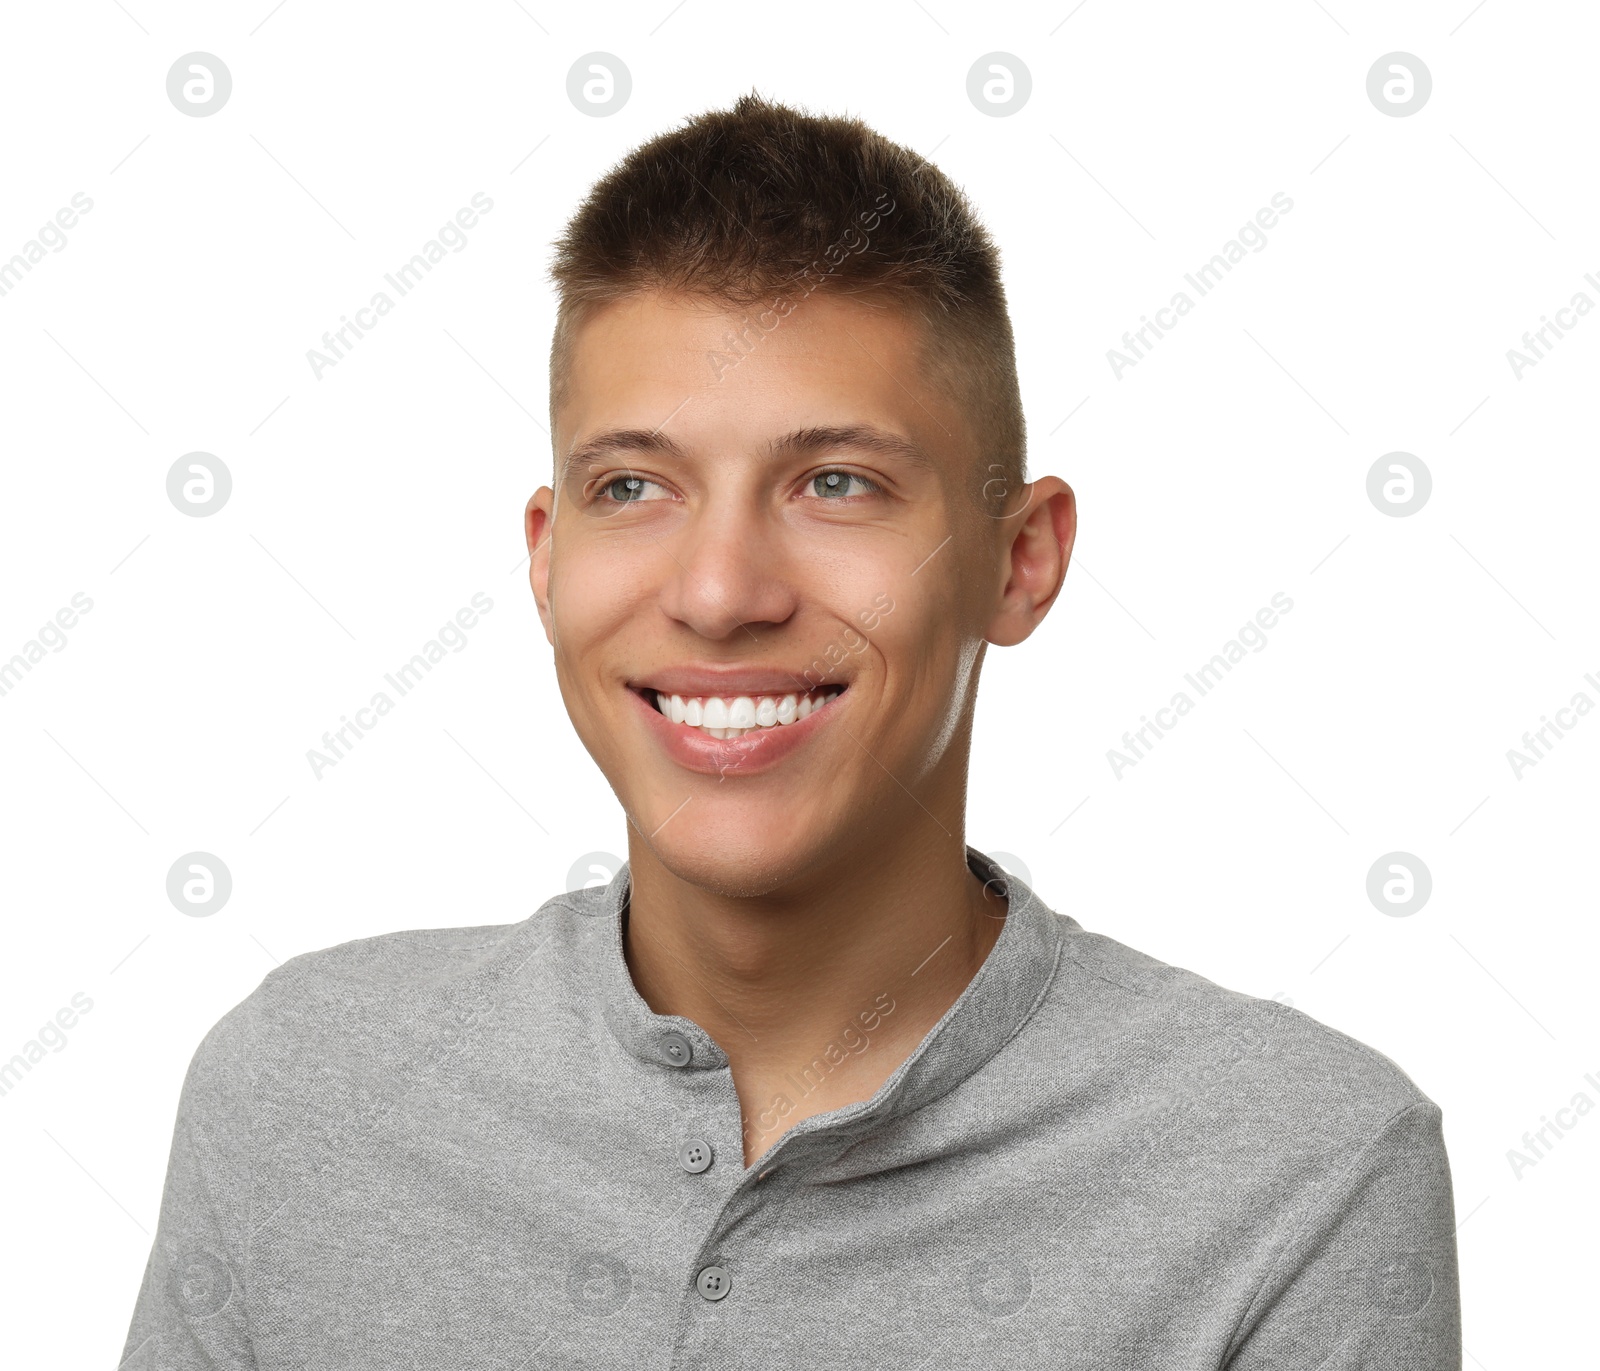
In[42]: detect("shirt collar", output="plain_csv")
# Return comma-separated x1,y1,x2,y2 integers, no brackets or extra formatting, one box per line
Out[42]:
581,844,1067,1133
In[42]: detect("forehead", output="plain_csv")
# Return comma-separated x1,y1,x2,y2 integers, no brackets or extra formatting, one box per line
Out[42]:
556,289,966,470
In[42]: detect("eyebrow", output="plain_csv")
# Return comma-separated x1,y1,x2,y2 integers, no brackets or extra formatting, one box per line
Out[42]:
559,429,688,486
558,423,937,486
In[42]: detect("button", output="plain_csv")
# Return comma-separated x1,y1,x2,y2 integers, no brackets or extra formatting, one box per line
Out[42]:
658,1030,693,1067
695,1264,731,1301
679,1139,714,1173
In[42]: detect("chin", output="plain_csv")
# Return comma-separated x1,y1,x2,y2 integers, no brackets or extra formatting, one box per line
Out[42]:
633,817,831,900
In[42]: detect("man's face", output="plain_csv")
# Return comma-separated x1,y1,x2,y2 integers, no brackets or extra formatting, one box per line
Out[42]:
528,289,1014,895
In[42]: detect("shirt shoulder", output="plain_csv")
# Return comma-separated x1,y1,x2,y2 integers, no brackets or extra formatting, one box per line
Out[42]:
196,892,587,1078
1040,915,1439,1147
271,895,582,988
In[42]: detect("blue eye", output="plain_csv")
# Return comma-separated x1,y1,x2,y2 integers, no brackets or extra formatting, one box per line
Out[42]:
810,470,879,499
598,475,661,504
589,469,878,506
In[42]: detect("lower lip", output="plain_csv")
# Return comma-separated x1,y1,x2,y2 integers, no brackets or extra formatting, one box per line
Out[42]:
627,687,850,777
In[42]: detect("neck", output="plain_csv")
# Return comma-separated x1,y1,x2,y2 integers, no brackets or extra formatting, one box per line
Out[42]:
620,829,1009,1161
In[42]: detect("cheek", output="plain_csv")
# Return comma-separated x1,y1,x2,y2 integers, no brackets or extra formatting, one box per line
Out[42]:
874,584,971,701
549,542,648,638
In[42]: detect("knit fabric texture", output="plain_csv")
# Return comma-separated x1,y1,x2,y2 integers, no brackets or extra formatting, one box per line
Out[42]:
120,846,1460,1368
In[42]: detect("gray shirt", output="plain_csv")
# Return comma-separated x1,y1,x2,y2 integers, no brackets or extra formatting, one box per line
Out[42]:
121,846,1460,1368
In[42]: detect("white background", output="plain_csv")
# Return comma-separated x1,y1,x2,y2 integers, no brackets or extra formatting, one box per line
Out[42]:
1,1,1595,1363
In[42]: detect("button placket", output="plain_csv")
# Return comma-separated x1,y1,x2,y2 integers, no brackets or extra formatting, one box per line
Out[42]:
653,1026,748,1312
660,1038,718,1174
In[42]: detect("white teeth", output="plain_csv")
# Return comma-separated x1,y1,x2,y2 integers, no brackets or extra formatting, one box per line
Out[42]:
648,687,842,737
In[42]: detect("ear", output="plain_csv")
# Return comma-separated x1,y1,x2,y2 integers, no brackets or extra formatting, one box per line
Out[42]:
525,487,556,647
984,477,1076,648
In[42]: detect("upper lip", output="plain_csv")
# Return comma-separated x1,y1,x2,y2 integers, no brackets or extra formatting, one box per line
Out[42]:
631,666,848,697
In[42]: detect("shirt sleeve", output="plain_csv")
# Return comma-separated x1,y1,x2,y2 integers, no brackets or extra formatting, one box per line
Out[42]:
118,1016,258,1370
1223,1099,1461,1370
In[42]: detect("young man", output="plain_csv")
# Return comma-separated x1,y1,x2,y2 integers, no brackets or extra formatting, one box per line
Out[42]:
123,95,1460,1368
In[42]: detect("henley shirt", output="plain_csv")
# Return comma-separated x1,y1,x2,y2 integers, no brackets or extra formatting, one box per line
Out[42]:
120,845,1461,1369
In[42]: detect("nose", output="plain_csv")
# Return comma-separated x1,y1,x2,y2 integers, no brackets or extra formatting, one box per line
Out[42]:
654,502,799,640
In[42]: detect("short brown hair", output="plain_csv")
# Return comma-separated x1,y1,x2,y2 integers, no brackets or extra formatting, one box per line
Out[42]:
547,91,1027,505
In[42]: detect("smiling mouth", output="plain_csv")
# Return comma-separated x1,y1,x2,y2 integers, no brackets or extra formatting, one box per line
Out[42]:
635,686,847,740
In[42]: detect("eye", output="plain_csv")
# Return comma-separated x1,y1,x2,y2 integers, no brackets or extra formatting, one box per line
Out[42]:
804,469,881,500
591,473,670,505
